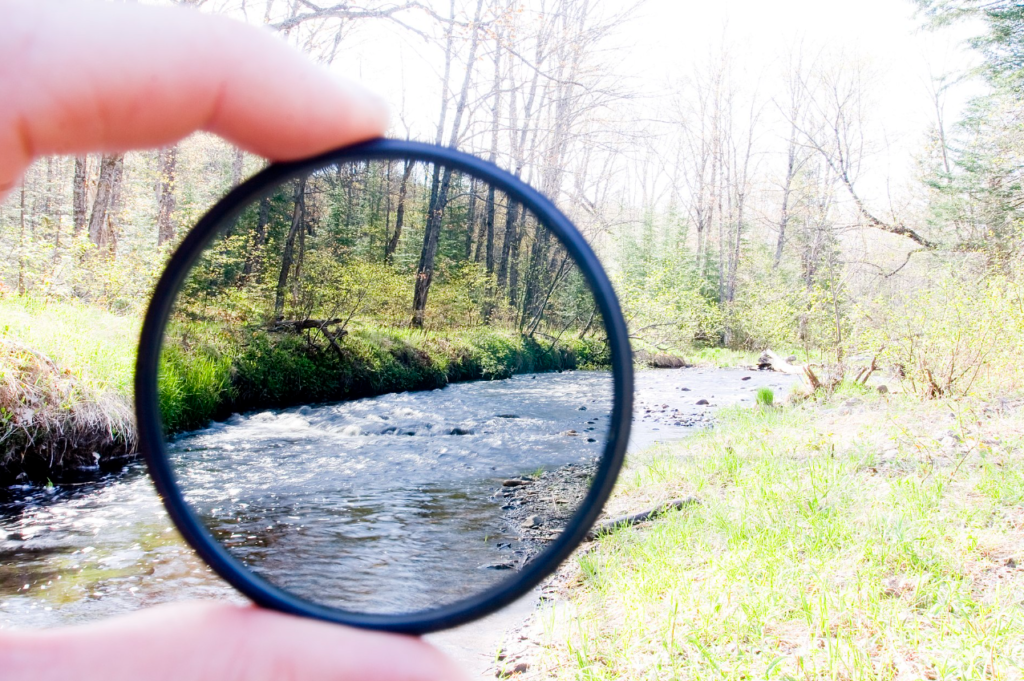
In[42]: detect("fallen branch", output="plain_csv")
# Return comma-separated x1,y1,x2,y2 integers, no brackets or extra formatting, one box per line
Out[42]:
271,318,345,332
586,497,701,540
758,350,804,375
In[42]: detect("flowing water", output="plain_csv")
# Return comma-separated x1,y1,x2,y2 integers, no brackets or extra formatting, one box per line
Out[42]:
0,367,793,628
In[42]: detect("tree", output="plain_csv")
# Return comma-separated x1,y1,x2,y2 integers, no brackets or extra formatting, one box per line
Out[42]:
275,177,306,317
87,154,124,251
72,156,89,237
916,0,1024,90
411,0,486,328
156,145,178,246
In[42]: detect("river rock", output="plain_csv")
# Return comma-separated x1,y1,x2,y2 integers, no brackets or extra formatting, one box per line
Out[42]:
696,399,710,406
562,430,579,436
742,376,751,381
497,414,519,419
877,385,889,394
577,406,587,411
449,427,474,435
502,479,529,487
522,515,542,528
483,562,515,570
844,398,863,407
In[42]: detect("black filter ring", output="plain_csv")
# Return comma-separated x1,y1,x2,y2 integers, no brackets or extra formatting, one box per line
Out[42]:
134,138,634,635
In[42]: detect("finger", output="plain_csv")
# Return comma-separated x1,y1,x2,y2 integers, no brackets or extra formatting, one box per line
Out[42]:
0,0,389,194
1,601,470,681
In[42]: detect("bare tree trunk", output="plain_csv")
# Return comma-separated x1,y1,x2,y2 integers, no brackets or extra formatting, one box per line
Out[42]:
464,177,477,259
243,196,271,279
484,185,496,275
72,156,89,237
385,159,412,264
484,28,503,276
496,199,519,290
17,181,26,294
156,145,178,246
775,58,808,269
411,0,485,327
774,131,796,269
727,106,756,303
107,155,126,253
88,153,123,251
507,209,526,305
275,177,306,317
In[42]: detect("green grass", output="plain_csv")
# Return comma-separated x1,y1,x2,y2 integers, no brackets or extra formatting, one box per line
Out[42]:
158,322,610,433
684,347,760,367
533,395,1024,680
0,297,139,481
0,296,138,395
756,386,774,406
0,295,609,476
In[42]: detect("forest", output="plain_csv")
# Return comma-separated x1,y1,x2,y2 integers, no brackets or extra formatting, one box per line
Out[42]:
158,159,607,434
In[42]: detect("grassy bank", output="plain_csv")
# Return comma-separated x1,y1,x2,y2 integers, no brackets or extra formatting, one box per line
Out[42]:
0,297,138,482
529,391,1024,680
159,323,609,433
0,296,609,481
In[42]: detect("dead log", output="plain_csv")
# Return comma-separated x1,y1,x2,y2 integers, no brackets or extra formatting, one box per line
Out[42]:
270,318,349,362
271,318,345,333
758,350,805,375
586,497,701,540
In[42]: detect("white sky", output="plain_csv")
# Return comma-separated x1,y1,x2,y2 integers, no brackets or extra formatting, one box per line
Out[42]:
326,0,987,196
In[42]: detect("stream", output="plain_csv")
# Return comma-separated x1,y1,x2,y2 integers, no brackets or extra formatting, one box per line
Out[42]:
0,367,794,628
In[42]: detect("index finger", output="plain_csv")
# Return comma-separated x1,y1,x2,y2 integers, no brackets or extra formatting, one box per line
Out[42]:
0,0,390,194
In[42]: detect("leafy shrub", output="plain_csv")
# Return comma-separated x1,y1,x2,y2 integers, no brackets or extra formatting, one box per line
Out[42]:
857,270,1024,398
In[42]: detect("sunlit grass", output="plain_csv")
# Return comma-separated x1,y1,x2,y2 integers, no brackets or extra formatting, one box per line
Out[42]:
535,393,1024,680
0,295,138,396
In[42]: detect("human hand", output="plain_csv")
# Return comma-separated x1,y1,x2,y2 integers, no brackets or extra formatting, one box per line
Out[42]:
0,601,469,681
0,3,466,679
0,0,388,200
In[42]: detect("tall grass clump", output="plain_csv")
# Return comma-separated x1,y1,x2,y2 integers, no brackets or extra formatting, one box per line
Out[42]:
0,297,138,482
0,339,135,482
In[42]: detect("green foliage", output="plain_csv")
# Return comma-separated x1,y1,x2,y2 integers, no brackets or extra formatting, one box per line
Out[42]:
755,387,774,406
157,323,607,435
613,227,722,354
917,0,1024,90
854,268,1024,397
